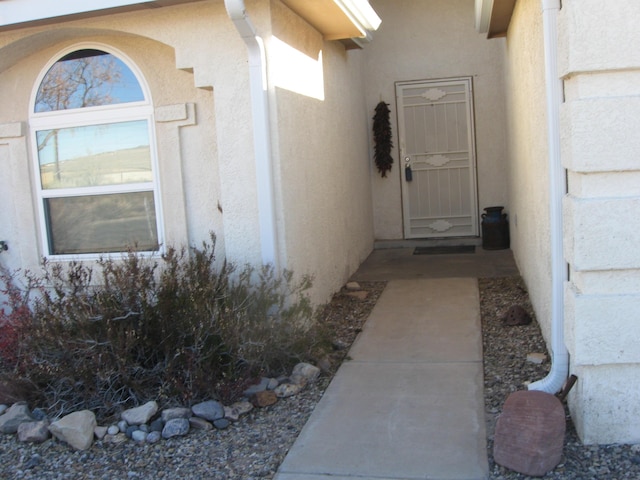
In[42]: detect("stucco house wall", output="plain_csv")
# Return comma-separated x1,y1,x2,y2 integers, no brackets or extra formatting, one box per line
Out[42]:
0,0,375,307
501,0,640,444
266,1,375,302
559,0,640,444
502,0,554,351
363,0,510,241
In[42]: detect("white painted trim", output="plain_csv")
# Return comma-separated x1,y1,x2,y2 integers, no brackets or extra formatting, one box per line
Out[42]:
475,0,494,34
528,0,569,394
224,0,280,269
0,0,154,27
334,0,381,36
28,43,165,259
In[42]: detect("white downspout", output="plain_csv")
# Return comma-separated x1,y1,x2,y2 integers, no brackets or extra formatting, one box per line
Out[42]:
224,0,280,269
528,0,569,393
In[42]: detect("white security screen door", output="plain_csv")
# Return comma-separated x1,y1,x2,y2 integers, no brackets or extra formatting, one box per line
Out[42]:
396,78,479,238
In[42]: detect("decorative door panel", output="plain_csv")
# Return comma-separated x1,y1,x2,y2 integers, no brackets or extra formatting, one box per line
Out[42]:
396,78,479,238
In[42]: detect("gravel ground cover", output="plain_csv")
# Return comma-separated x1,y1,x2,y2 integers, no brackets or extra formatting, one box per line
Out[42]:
1,277,639,479
480,276,640,480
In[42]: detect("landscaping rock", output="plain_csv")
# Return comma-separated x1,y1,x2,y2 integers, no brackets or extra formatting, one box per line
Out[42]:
251,390,277,408
274,383,303,398
493,390,565,477
189,417,213,430
243,377,271,396
501,304,532,326
131,430,147,442
345,281,361,290
146,431,161,443
49,410,97,451
0,402,34,434
105,433,127,444
346,291,369,300
94,426,108,440
191,400,224,421
162,418,190,439
31,408,48,421
233,401,254,415
121,401,158,425
291,362,321,385
213,418,230,430
161,407,191,422
150,418,164,432
224,406,240,421
526,352,547,364
17,420,50,443
117,420,128,433
107,425,120,436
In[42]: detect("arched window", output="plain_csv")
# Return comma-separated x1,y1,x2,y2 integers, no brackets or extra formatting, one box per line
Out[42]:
30,47,162,256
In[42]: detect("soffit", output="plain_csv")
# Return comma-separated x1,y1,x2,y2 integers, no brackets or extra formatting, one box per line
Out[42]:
475,0,516,38
488,0,516,38
281,0,361,39
280,0,380,42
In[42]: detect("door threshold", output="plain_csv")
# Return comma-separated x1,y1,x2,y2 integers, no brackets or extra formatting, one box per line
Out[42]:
374,238,482,250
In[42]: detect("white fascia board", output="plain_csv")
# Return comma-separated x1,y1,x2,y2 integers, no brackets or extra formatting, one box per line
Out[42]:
0,0,154,27
475,0,493,34
334,0,381,39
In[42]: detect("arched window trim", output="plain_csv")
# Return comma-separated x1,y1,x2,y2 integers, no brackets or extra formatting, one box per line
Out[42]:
29,43,165,260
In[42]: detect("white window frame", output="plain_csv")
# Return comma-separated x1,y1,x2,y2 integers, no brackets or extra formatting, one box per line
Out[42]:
29,43,164,260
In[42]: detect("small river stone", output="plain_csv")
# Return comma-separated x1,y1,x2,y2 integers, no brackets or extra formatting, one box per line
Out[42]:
125,426,137,439
213,418,230,430
162,418,190,439
31,408,48,421
150,418,164,432
189,417,212,430
118,420,128,433
162,407,191,422
94,426,108,440
131,430,147,442
107,425,120,435
191,400,224,421
146,431,161,443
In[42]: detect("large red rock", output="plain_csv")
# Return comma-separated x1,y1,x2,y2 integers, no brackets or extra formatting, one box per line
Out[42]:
493,390,566,477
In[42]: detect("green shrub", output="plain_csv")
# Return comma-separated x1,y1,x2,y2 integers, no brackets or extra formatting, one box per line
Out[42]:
0,236,325,421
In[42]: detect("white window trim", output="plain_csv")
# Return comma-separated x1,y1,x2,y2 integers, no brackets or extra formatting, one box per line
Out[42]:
29,43,165,261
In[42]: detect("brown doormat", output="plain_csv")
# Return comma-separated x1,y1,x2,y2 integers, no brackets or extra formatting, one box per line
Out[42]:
413,245,475,255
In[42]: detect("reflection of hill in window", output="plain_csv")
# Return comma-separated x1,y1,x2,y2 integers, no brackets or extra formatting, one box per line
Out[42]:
35,49,144,113
39,146,152,189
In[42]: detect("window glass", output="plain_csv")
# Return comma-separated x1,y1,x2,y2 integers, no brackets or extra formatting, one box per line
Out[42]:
32,47,160,256
45,192,158,255
35,49,144,113
37,120,152,190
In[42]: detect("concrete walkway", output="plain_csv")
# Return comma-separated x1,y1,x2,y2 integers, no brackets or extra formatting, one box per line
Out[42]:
274,248,518,480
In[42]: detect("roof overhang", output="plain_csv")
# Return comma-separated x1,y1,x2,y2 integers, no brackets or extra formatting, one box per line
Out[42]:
0,0,202,31
280,0,381,49
475,0,516,38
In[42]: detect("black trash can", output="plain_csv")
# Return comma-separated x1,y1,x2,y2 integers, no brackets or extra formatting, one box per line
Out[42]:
481,206,510,250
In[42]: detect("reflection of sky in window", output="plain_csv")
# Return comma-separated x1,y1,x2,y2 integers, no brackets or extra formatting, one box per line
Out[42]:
35,51,145,112
37,120,149,165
